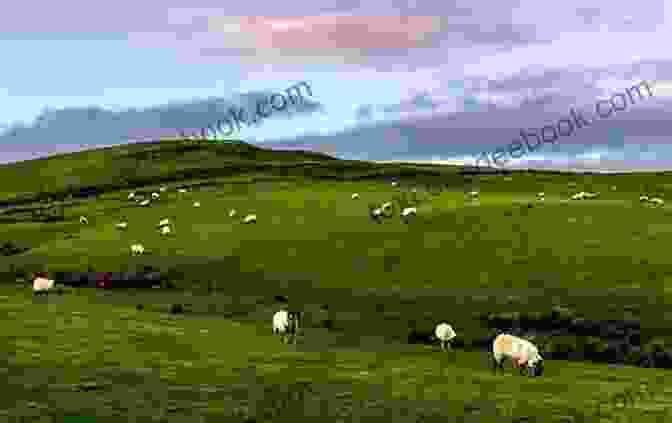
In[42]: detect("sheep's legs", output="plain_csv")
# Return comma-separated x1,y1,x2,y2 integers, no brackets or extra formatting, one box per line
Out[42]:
440,341,446,351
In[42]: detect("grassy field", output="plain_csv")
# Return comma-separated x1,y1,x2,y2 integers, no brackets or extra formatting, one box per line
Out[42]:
1,140,672,422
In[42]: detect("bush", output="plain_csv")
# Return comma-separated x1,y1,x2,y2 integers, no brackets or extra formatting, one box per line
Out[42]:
170,304,184,314
136,304,144,311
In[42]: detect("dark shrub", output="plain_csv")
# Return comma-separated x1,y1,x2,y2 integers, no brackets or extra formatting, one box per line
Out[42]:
170,304,184,314
627,331,640,346
275,295,288,303
136,304,144,311
407,328,433,344
569,318,601,336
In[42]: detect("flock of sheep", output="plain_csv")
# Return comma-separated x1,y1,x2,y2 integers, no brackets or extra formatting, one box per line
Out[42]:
37,178,665,380
79,185,257,256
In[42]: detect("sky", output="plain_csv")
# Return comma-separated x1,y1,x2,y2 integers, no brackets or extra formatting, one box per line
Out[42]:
0,0,671,171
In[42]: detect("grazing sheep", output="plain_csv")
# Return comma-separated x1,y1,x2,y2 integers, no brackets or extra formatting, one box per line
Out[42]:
32,272,54,296
584,192,599,199
160,226,171,235
151,192,160,200
130,244,145,255
639,195,649,202
229,209,236,217
79,216,88,224
158,218,170,227
537,192,545,199
434,322,457,351
401,207,417,223
193,201,201,208
351,193,360,200
468,190,480,199
159,186,167,192
649,197,665,206
139,199,151,206
492,333,544,377
115,222,128,230
243,214,257,224
273,310,301,344
391,181,399,187
571,192,587,200
178,188,188,193
371,207,383,222
128,192,136,200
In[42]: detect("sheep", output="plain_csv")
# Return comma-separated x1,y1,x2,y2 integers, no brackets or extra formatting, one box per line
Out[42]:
468,190,480,199
639,195,649,202
391,181,399,187
229,209,237,217
434,322,457,351
158,218,170,227
79,216,88,224
32,272,55,296
571,192,587,200
649,197,665,206
130,244,145,255
128,192,136,200
160,226,171,235
492,333,544,377
115,222,128,230
584,192,599,199
193,201,201,208
401,207,417,223
273,310,301,344
151,192,160,200
243,214,257,224
159,186,167,192
178,188,188,193
139,199,151,206
351,193,360,200
537,192,545,199
370,207,383,223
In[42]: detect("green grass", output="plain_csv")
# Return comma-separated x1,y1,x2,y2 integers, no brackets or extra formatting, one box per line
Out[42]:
1,140,672,421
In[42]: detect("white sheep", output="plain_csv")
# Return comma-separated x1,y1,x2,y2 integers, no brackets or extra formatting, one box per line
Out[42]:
401,207,417,223
130,244,145,255
492,333,544,377
151,192,160,200
584,192,599,199
139,199,151,206
351,193,360,199
391,181,399,187
639,195,649,202
115,222,128,230
178,188,188,193
371,207,383,222
243,214,257,224
158,218,170,227
649,197,665,206
434,322,457,351
160,226,171,235
468,190,480,199
32,274,55,295
571,192,586,200
193,201,201,208
229,209,237,217
159,186,167,192
128,192,135,200
79,216,88,224
273,310,301,344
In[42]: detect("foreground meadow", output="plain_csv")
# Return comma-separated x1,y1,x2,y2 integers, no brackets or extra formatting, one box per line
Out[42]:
1,141,672,421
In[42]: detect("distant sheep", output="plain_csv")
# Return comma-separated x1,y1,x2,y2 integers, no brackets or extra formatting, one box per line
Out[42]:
273,310,301,344
401,207,417,223
639,195,649,202
178,188,188,193
229,209,236,217
434,322,457,351
537,192,545,199
391,181,399,187
151,192,160,200
159,186,167,192
158,218,170,227
128,192,136,200
649,197,665,206
79,216,88,224
130,244,145,255
351,193,360,199
115,222,128,230
371,207,383,222
243,214,257,224
193,202,201,208
468,190,479,199
492,333,544,377
160,226,171,235
139,199,151,206
571,192,587,200
32,272,55,295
